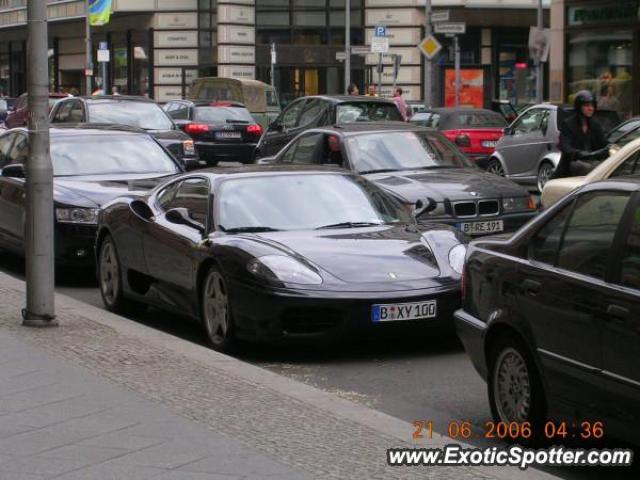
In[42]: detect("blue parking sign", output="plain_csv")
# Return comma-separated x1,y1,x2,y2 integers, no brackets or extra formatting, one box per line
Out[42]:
374,25,386,37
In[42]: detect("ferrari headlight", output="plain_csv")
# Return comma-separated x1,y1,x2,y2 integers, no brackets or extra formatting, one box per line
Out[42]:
502,196,535,212
183,140,195,156
247,255,322,285
448,244,466,274
55,207,99,225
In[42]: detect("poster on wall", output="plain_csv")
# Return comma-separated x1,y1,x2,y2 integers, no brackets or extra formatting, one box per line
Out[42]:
444,68,484,108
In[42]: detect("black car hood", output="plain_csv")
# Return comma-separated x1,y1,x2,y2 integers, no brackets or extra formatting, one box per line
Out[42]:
365,168,528,203
255,225,442,286
54,173,175,208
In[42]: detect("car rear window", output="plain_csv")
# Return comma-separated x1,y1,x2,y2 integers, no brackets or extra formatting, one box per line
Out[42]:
455,112,506,128
88,101,174,130
194,106,254,124
336,102,402,123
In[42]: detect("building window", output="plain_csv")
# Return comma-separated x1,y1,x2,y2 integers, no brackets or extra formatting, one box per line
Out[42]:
567,31,633,118
131,32,149,96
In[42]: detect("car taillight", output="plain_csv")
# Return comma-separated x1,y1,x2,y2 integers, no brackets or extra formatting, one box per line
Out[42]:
528,195,537,210
246,124,263,136
184,123,209,134
455,134,471,147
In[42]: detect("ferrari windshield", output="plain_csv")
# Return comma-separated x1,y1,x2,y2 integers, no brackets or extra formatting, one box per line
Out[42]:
217,174,412,231
345,130,472,174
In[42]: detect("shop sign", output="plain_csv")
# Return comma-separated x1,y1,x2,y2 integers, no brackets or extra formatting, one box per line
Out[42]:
218,25,255,44
154,68,198,85
155,31,198,48
154,49,198,66
218,65,255,79
568,3,640,26
218,4,255,24
155,13,198,29
218,45,255,64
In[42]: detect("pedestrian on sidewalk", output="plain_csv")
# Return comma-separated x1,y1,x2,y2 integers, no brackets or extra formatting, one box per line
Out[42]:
392,87,409,121
347,83,359,95
366,85,378,97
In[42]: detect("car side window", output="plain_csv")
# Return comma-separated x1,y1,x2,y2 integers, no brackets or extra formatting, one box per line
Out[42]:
68,101,84,123
611,151,640,178
52,101,73,123
280,100,305,128
156,181,180,212
167,178,210,226
513,109,545,135
0,133,16,168
618,203,640,290
529,202,573,265
169,103,190,120
281,133,324,164
9,134,28,165
557,192,630,279
298,99,324,128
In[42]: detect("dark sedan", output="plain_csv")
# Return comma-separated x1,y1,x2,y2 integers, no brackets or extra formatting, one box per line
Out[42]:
97,167,466,351
49,96,199,165
455,177,640,445
261,124,537,236
0,126,183,267
163,100,262,165
255,95,402,159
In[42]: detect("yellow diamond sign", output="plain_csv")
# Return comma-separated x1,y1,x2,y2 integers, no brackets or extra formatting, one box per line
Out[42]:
418,35,442,60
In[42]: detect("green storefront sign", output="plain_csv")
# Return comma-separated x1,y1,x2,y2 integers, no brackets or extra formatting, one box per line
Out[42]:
568,2,640,26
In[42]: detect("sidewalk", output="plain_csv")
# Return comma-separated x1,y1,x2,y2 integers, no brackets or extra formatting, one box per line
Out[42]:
0,272,557,480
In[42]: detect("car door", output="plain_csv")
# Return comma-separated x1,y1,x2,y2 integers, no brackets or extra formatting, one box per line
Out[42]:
277,132,325,166
0,132,19,247
499,108,547,176
0,133,28,247
517,191,630,419
259,98,306,157
143,177,210,312
600,193,640,440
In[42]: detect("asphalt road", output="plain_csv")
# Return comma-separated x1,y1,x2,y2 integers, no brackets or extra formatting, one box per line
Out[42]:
1,252,637,480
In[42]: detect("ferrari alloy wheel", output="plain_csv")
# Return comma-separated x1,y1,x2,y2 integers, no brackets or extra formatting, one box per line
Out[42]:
488,334,546,444
202,267,235,352
537,162,555,192
486,159,505,177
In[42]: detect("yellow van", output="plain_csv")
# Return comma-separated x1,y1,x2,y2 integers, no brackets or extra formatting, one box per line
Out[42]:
189,77,280,129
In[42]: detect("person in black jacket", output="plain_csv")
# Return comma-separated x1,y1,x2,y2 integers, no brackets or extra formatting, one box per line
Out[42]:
550,90,610,180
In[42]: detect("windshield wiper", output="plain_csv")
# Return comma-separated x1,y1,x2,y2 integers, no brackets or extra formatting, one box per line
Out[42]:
220,226,280,233
316,221,383,230
359,168,398,174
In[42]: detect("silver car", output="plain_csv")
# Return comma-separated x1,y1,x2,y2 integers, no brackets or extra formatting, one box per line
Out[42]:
484,104,620,192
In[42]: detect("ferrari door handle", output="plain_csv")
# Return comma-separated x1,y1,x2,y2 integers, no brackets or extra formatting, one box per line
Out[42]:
606,304,629,322
522,279,541,296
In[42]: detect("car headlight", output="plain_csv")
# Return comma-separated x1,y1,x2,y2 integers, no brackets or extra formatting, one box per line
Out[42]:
448,244,466,274
502,196,536,212
247,255,323,285
55,208,99,225
183,140,195,156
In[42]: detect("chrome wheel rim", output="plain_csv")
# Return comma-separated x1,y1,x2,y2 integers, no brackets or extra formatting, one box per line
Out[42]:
203,272,229,344
487,161,505,176
493,347,531,423
100,241,119,306
537,164,554,191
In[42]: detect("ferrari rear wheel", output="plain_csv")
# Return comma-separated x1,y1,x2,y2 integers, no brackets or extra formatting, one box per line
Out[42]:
486,158,505,176
537,161,555,192
201,266,236,352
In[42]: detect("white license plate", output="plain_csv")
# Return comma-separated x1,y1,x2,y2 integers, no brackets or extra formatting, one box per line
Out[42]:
482,140,497,148
216,131,241,139
458,220,504,235
372,300,437,322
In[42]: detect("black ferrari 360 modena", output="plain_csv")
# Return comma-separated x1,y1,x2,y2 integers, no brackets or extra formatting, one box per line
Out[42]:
97,166,466,350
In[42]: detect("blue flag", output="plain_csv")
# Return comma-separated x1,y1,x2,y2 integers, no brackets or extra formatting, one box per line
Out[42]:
88,0,112,26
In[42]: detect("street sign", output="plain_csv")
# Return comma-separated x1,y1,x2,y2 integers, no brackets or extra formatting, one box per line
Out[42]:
528,26,550,63
434,22,466,35
431,10,450,23
336,51,347,61
374,25,386,37
270,44,277,64
418,35,442,60
371,36,389,54
351,45,371,55
97,49,110,63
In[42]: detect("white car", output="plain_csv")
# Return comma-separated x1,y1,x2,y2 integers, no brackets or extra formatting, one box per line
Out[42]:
541,137,640,208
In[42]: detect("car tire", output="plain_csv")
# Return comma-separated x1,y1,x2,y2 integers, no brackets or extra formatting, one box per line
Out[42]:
486,158,505,177
200,265,236,352
488,333,546,444
537,161,555,192
98,235,146,315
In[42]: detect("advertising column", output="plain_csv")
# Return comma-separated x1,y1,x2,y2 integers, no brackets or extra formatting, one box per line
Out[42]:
217,0,256,80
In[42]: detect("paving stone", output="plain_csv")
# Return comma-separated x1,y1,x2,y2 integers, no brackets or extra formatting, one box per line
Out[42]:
52,463,165,480
0,453,93,476
38,444,130,463
152,471,243,480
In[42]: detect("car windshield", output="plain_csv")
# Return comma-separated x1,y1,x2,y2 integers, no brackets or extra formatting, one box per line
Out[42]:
336,102,402,123
51,134,180,176
217,174,412,231
194,106,254,124
88,101,174,130
346,131,472,173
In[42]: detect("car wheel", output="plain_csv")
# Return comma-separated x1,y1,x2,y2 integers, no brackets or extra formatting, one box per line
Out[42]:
201,266,236,352
488,333,546,442
486,158,505,176
537,161,555,192
98,235,146,315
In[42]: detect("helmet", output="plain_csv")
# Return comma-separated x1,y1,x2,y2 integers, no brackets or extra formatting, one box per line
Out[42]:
574,90,595,111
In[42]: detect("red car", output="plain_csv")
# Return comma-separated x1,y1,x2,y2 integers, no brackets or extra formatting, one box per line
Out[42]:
410,108,507,164
5,92,70,128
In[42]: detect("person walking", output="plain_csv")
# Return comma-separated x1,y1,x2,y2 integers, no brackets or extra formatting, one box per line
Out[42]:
347,83,359,95
550,90,610,180
392,87,408,121
365,85,378,97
